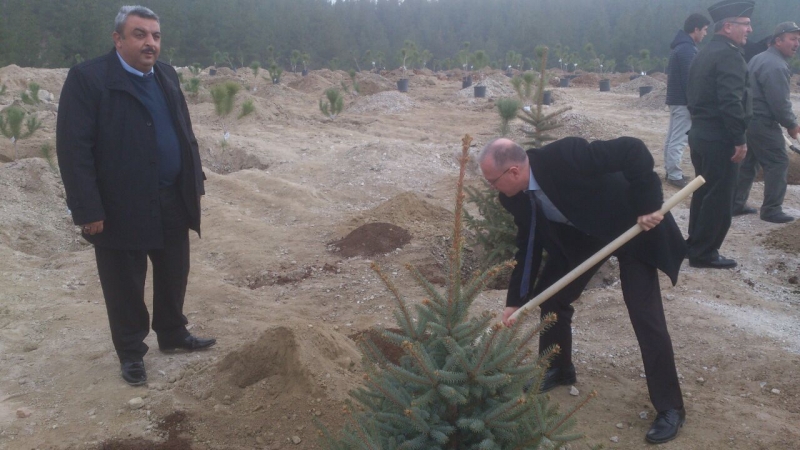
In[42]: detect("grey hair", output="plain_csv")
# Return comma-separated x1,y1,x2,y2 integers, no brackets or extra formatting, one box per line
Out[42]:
115,5,159,34
478,138,527,169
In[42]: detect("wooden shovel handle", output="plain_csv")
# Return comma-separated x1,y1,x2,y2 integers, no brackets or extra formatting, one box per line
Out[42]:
509,175,705,322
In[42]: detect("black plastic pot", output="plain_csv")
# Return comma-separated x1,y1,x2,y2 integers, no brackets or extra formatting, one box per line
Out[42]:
397,78,409,92
301,69,308,76
630,74,640,80
462,75,473,89
559,77,570,87
474,85,487,98
209,68,217,76
599,79,610,92
639,85,653,97
506,69,513,77
543,90,552,105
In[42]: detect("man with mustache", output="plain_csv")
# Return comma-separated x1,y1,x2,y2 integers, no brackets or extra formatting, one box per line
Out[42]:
56,5,214,386
733,22,800,223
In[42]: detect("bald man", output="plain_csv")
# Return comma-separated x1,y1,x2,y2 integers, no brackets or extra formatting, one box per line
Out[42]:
479,136,686,444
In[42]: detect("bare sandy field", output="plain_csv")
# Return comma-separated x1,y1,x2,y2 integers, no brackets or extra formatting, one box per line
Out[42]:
1,65,799,450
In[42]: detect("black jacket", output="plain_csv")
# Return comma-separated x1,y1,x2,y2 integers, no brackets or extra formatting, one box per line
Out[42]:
499,137,686,307
666,30,698,106
56,49,204,250
687,34,752,145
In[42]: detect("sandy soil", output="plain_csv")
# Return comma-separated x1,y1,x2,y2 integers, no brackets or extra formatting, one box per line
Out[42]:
1,65,799,450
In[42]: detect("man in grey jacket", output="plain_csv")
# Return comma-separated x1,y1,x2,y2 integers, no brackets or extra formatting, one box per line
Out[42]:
733,22,800,223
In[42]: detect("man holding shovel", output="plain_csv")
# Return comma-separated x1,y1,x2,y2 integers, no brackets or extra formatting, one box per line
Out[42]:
479,136,686,444
733,22,800,224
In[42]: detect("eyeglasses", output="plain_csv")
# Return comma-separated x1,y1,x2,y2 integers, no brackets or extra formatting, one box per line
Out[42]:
487,166,515,187
729,21,752,27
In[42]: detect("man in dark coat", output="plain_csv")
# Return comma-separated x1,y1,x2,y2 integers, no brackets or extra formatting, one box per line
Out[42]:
56,5,215,386
479,137,686,444
663,13,710,188
685,0,754,269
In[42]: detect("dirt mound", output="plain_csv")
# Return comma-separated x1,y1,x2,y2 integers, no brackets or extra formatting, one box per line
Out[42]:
201,144,270,175
287,73,335,94
763,220,800,254
355,72,396,96
457,73,516,98
570,72,603,87
345,192,454,238
612,75,666,94
0,158,83,257
347,90,416,115
219,327,313,389
0,64,67,100
329,222,412,257
552,111,618,141
631,85,668,110
789,154,800,185
158,324,361,448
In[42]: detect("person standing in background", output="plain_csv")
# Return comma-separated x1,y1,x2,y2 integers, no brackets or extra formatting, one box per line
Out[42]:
685,0,754,269
663,13,710,189
733,21,800,223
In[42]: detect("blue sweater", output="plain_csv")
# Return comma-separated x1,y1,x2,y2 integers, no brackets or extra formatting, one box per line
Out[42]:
127,71,182,188
666,30,697,106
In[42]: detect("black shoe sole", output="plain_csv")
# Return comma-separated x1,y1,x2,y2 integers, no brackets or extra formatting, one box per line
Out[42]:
688,260,737,269
159,342,216,353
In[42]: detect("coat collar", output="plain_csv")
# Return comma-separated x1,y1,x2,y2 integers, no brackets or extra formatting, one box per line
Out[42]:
104,48,178,97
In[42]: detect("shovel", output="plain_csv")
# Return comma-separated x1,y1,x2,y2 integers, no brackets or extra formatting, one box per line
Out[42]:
784,135,800,156
509,175,705,323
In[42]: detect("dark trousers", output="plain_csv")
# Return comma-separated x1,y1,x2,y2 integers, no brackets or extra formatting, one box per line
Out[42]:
686,131,738,261
95,186,191,363
734,128,789,219
535,223,683,412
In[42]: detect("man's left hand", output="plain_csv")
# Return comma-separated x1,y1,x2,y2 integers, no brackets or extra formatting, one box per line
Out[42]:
637,212,663,231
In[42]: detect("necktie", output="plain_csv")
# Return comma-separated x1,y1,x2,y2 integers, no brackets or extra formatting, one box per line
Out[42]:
519,191,539,298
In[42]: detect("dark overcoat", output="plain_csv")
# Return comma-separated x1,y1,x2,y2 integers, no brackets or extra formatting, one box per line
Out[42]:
56,49,204,250
499,137,687,307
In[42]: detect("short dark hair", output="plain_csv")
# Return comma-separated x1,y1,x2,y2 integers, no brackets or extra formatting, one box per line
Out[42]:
684,13,711,34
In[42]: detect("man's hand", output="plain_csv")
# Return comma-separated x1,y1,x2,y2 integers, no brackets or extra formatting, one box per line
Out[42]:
637,211,664,231
788,125,800,140
731,144,747,163
81,220,104,235
502,306,520,327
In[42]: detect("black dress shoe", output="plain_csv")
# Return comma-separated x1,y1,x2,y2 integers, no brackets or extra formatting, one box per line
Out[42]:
761,213,794,224
121,360,147,386
159,335,217,352
732,206,757,216
665,177,688,189
525,364,577,393
688,255,737,269
645,407,685,444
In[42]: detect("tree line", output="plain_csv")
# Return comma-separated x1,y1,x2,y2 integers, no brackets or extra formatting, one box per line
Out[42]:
1,0,798,72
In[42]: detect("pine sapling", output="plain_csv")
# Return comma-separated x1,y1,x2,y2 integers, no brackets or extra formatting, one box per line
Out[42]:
210,81,240,146
238,99,255,119
520,47,572,148
319,134,595,450
319,88,343,120
0,106,41,160
496,97,521,136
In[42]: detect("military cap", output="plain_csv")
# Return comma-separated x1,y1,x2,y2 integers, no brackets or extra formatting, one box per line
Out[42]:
772,21,800,40
707,0,755,23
